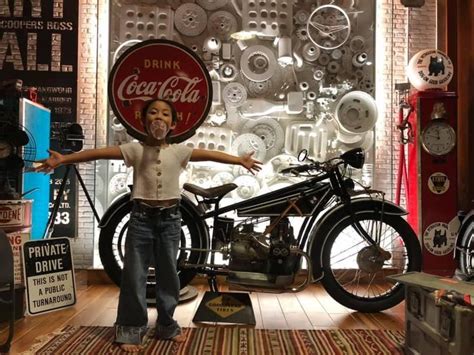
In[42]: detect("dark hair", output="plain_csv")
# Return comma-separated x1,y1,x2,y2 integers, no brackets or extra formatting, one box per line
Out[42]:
140,98,178,141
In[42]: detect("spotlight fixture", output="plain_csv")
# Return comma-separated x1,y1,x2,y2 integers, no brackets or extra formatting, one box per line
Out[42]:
400,0,425,7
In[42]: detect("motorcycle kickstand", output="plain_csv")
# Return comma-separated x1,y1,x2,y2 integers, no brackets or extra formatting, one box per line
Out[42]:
207,273,219,293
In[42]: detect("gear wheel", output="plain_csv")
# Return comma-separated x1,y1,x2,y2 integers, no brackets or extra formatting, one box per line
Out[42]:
219,63,238,82
242,117,284,161
295,26,309,41
294,10,310,25
197,0,228,11
223,82,247,108
247,80,272,97
240,45,277,82
232,133,267,163
174,3,207,37
207,11,237,39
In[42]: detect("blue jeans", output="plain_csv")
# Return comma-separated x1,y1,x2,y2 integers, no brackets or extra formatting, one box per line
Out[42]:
115,200,182,344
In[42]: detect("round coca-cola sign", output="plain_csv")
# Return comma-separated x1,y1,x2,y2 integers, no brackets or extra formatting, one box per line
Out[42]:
108,39,212,142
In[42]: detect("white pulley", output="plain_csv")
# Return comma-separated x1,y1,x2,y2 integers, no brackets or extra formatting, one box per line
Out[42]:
240,45,277,82
174,3,207,37
242,117,285,161
335,91,378,135
223,82,247,108
207,11,238,39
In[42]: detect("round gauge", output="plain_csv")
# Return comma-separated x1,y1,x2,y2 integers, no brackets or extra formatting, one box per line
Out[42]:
0,140,13,159
421,120,456,156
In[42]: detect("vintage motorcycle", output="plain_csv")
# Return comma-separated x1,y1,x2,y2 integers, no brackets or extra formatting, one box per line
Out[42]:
98,148,422,313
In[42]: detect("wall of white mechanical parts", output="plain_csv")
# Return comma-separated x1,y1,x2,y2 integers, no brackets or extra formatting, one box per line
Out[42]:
74,0,437,269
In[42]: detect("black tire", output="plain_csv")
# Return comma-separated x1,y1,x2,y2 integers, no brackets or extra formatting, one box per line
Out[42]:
98,200,208,296
459,219,474,277
320,211,422,312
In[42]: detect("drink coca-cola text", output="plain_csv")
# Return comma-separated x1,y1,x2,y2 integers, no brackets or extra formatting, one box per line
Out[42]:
117,74,202,103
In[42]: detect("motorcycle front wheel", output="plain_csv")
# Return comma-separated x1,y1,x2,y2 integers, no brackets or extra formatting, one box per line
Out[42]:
98,200,208,296
459,218,474,277
321,211,422,312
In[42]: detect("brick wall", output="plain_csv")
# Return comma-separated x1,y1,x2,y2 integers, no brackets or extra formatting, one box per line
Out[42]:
72,0,439,268
375,0,437,204
72,0,100,268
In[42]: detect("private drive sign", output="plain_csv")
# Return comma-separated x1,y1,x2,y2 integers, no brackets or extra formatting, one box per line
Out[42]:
108,39,212,143
22,238,76,315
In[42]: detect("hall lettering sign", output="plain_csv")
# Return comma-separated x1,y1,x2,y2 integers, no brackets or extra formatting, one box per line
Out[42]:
22,238,76,315
0,0,80,238
108,39,213,143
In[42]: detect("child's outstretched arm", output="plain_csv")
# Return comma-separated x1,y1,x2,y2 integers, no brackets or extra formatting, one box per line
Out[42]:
35,146,123,173
190,149,262,175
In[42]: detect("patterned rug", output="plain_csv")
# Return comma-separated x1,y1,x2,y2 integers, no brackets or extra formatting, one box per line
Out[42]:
24,326,404,354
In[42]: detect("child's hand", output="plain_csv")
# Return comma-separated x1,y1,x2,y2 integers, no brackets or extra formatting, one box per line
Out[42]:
34,149,64,173
240,151,262,175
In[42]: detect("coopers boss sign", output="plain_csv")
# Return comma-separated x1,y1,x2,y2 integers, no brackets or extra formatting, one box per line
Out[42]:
108,40,212,142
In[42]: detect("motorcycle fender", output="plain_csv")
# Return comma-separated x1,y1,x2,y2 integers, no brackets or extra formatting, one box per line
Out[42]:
453,210,474,260
307,198,408,280
98,193,132,229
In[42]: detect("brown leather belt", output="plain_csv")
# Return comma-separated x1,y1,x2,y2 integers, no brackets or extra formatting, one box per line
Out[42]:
133,200,180,216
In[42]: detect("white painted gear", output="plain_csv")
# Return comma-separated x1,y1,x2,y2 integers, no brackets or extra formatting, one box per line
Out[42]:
302,42,321,62
231,133,266,162
223,82,247,108
318,53,330,66
331,48,343,60
232,175,261,200
294,10,310,25
219,63,238,82
212,171,235,186
295,26,309,41
174,3,207,37
335,90,377,135
247,80,272,97
350,35,366,52
307,5,351,50
207,11,237,39
197,0,228,11
327,61,340,74
240,45,277,82
242,117,285,161
358,77,375,95
110,114,125,131
108,173,128,195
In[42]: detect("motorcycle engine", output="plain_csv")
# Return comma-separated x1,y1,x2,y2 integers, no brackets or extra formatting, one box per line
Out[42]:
228,217,298,275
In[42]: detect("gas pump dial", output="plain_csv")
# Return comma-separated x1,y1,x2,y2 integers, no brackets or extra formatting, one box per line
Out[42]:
421,120,456,156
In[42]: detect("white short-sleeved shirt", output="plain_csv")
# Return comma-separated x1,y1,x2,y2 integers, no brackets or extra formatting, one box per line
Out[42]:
119,142,193,201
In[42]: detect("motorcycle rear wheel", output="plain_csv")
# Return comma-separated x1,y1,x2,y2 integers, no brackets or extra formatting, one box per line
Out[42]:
321,211,422,312
98,200,208,297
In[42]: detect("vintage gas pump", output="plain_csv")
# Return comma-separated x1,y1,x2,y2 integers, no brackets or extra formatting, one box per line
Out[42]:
405,49,458,276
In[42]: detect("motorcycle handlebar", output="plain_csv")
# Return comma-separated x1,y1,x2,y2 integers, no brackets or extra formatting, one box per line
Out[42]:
280,148,364,176
280,162,322,175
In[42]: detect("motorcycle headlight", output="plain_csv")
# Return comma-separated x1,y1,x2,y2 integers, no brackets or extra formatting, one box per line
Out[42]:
340,148,365,169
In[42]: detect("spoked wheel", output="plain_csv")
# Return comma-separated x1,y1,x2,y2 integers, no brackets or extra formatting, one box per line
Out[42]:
459,220,474,278
98,200,208,297
321,211,422,312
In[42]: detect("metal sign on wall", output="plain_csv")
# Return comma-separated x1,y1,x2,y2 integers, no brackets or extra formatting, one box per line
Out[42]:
0,0,79,238
108,39,213,143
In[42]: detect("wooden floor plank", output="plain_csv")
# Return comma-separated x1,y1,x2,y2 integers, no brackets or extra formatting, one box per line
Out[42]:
257,292,289,329
277,293,313,329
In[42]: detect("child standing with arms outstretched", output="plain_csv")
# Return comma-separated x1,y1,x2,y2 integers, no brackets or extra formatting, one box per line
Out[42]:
36,99,262,353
